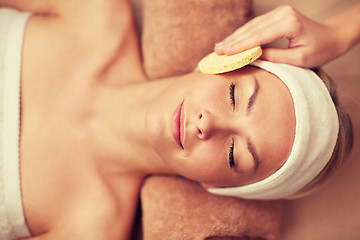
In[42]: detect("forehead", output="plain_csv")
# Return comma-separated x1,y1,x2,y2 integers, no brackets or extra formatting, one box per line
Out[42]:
250,67,296,180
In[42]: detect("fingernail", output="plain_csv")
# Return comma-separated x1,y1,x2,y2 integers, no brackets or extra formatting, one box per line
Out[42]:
216,41,224,47
215,42,224,53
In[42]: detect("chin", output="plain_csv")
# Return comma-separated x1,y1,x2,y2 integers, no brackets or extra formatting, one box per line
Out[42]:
145,108,164,147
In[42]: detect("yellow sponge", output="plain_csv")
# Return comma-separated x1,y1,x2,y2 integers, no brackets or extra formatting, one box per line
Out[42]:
198,46,262,74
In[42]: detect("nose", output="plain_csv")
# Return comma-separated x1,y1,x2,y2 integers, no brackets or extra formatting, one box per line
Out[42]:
197,111,238,140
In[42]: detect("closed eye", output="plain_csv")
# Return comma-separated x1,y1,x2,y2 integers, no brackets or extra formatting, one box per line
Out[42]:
228,138,235,168
229,82,235,110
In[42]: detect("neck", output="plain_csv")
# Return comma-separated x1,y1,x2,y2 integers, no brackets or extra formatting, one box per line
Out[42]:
88,78,178,177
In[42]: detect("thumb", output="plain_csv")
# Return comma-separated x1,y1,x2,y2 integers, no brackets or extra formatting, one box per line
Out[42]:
200,182,216,189
261,47,309,67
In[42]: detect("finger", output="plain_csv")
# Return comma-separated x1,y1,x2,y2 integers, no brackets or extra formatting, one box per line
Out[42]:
213,21,260,54
214,42,225,55
222,11,298,55
222,18,272,49
214,21,266,55
260,47,310,67
222,23,294,55
214,12,272,54
213,11,274,54
223,5,291,46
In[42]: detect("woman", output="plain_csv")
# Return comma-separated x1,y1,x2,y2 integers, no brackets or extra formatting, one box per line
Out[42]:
0,1,352,240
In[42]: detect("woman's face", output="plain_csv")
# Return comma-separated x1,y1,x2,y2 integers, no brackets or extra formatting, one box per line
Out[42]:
145,66,295,187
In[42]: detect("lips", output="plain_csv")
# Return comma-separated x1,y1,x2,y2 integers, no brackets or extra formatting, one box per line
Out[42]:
171,101,184,149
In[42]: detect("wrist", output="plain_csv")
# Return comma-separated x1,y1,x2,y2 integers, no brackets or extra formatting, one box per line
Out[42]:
323,19,355,57
323,4,360,56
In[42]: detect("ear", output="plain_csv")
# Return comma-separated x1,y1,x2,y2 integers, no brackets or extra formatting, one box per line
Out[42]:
200,182,217,189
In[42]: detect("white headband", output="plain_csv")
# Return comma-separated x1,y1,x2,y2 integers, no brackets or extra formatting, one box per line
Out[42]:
207,60,339,199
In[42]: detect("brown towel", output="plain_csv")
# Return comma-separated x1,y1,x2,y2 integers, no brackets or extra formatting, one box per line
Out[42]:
142,0,253,79
141,176,283,240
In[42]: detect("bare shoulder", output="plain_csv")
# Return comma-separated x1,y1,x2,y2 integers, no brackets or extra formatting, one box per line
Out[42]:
0,0,63,14
60,175,142,240
0,0,104,16
26,172,143,240
19,0,142,85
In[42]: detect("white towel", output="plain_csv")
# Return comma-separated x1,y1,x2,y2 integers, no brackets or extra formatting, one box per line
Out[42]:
207,60,339,199
0,8,32,240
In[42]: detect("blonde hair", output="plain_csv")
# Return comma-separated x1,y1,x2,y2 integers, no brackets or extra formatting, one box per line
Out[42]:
287,68,354,199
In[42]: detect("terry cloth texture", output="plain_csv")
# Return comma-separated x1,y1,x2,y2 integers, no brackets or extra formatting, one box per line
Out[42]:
0,8,32,240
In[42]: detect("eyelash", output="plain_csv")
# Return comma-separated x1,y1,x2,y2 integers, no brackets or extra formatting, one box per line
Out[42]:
228,83,236,169
229,139,235,168
229,82,235,108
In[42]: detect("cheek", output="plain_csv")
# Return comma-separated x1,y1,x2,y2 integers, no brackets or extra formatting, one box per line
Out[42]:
192,80,228,108
178,142,229,183
145,105,176,159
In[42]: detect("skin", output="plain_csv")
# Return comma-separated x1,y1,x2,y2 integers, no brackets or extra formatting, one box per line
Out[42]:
1,0,294,239
146,67,296,187
15,1,149,239
214,4,360,68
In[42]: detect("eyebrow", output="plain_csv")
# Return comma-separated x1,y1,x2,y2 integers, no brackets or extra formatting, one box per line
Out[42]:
247,137,260,171
247,78,259,113
246,78,260,170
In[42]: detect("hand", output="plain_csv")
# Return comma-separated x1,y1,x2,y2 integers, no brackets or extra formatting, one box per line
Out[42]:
214,5,350,68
